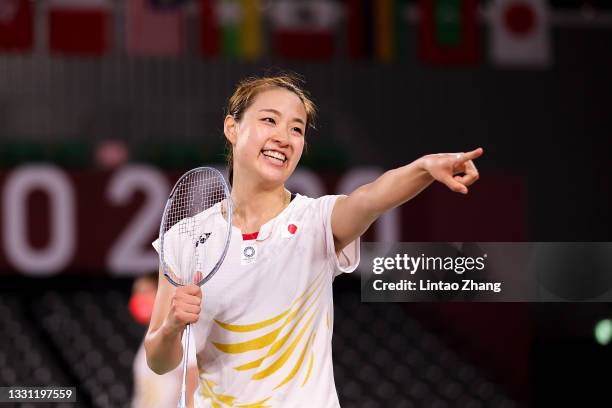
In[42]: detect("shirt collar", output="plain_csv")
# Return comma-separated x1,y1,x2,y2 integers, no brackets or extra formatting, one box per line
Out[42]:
255,193,301,242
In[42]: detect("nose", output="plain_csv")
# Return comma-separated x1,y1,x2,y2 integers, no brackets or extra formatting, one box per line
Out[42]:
272,128,290,145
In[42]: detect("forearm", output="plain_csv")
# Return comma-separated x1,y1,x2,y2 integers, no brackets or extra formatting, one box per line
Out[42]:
333,149,482,250
362,156,434,214
332,157,434,250
144,324,184,374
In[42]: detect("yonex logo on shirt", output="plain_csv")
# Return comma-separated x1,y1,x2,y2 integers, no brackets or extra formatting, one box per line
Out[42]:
195,232,212,247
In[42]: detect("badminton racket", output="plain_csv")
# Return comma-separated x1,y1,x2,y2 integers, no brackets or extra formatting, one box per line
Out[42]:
158,167,232,408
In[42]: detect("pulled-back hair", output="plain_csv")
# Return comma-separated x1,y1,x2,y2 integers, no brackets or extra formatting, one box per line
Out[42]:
224,72,317,186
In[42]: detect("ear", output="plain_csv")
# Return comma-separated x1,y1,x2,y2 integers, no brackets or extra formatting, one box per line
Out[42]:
224,115,238,145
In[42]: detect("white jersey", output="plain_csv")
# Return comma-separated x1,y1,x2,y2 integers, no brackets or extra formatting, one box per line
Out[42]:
153,194,360,407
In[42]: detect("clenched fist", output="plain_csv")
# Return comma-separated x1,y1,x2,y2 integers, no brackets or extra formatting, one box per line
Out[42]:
162,284,202,335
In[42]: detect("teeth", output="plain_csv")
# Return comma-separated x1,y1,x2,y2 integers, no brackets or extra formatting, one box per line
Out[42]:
262,150,286,162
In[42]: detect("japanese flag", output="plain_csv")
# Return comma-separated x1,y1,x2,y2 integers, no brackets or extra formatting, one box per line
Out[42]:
490,0,551,68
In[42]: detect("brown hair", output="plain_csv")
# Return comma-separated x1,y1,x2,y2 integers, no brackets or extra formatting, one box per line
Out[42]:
224,72,317,186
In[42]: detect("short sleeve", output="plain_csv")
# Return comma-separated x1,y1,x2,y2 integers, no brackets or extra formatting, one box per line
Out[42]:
152,225,181,278
318,195,360,277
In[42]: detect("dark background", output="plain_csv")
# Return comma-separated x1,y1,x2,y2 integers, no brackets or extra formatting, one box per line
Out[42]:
1,1,611,407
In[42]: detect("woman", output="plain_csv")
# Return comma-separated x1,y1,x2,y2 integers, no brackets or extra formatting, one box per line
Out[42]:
145,73,482,407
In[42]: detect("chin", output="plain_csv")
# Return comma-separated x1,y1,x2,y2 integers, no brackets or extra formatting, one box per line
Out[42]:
257,166,292,187
260,172,289,187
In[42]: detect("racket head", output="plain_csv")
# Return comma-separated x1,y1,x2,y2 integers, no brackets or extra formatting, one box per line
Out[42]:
159,167,232,287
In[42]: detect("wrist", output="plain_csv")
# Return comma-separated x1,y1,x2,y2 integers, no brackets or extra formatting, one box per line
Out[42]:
161,319,183,339
416,155,433,174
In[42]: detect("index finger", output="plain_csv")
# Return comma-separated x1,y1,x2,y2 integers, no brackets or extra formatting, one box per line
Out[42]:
459,147,484,163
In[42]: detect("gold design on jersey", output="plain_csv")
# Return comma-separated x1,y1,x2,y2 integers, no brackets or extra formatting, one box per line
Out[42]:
199,377,237,407
215,309,291,333
302,350,315,387
251,312,316,380
212,271,324,354
235,397,272,407
273,331,316,390
211,271,326,391
233,293,320,372
212,325,281,354
198,372,272,408
213,271,325,334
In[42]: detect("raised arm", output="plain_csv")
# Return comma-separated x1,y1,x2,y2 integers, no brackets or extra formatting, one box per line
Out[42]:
331,148,483,251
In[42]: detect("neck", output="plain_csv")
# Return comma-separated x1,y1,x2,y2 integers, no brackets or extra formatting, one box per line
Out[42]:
230,178,289,234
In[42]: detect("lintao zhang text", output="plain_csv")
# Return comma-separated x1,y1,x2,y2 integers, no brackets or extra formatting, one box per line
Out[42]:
372,279,502,293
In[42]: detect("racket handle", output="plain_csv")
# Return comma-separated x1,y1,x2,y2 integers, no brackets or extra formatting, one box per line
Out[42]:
177,323,191,408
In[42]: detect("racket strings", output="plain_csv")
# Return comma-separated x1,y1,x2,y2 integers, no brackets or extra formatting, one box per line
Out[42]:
161,169,231,286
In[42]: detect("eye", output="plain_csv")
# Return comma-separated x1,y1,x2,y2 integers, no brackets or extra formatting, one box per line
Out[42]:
292,127,304,135
262,117,276,124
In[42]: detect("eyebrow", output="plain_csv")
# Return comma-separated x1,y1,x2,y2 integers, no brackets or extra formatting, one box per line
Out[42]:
258,109,305,126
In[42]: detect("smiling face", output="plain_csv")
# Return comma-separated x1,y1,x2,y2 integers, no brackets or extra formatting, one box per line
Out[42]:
225,87,307,189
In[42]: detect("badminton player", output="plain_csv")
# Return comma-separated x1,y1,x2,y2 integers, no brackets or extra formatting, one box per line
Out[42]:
145,73,482,407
